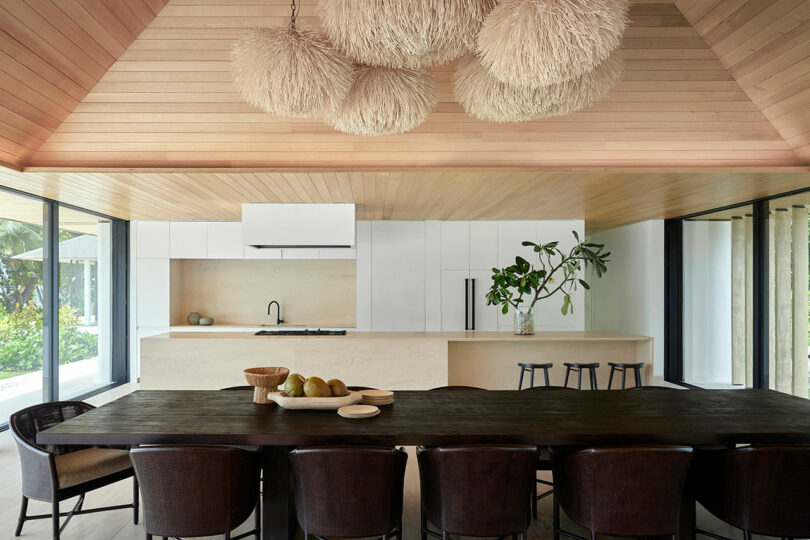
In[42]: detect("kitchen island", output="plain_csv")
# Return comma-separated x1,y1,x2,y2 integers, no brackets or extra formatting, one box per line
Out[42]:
140,331,654,390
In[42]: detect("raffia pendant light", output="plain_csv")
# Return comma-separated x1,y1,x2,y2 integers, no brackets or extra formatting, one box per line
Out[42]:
326,66,438,135
231,3,353,118
478,0,629,87
454,51,624,122
318,0,498,68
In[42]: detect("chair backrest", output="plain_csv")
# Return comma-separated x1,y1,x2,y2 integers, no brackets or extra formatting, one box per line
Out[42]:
346,386,376,391
10,401,95,455
130,445,260,538
550,446,693,536
428,385,488,391
418,445,537,537
521,385,576,391
695,445,810,537
625,386,681,391
289,446,407,538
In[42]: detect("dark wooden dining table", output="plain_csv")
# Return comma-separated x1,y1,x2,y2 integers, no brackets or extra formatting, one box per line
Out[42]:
38,388,810,540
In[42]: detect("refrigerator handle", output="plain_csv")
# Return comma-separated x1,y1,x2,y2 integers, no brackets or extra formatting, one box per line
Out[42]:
471,278,476,330
464,278,469,330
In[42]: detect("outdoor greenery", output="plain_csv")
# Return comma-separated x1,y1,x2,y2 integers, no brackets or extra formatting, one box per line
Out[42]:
0,219,98,378
486,231,610,316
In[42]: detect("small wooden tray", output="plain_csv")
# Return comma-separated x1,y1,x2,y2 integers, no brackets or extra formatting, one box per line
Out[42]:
338,404,380,419
267,391,362,410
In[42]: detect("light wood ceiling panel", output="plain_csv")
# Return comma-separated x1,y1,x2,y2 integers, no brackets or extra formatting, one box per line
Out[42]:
0,0,168,168
1,166,808,230
23,1,803,168
676,0,810,163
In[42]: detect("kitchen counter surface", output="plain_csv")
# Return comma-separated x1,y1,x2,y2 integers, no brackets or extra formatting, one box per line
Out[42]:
149,330,651,342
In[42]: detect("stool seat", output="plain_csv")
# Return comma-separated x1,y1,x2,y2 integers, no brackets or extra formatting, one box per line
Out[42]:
563,363,600,390
608,362,645,389
517,363,554,389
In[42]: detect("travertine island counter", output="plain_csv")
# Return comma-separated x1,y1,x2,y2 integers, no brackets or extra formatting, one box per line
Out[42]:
140,331,653,390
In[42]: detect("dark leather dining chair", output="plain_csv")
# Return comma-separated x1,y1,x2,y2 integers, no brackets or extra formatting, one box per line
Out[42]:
130,445,261,540
289,446,407,539
520,385,575,518
550,445,693,540
347,385,376,391
695,445,810,539
10,401,139,540
418,445,537,539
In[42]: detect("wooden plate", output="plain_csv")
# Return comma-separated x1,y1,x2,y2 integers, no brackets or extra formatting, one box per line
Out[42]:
361,390,394,398
267,391,362,410
338,404,381,419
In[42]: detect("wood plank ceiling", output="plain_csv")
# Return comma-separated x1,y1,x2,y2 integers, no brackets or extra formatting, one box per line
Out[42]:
0,167,808,230
676,0,810,163
0,0,169,169
17,0,807,168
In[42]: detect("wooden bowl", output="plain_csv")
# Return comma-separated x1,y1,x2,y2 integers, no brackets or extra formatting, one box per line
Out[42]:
244,367,290,404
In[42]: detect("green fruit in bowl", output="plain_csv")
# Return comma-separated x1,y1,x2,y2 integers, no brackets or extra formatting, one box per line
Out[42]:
304,377,332,397
327,379,349,397
284,373,305,397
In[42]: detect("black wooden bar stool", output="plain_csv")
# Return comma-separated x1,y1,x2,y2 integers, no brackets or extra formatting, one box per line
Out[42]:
563,363,600,390
517,362,553,389
608,362,644,389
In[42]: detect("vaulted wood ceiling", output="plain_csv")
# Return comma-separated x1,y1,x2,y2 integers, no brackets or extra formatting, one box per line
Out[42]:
0,0,808,227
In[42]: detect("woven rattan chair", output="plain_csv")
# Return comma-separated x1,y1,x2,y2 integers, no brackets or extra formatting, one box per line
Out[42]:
131,445,261,540
10,401,139,539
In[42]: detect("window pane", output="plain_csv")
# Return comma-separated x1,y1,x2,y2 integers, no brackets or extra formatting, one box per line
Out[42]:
58,208,113,399
683,205,753,388
767,194,809,398
0,191,44,421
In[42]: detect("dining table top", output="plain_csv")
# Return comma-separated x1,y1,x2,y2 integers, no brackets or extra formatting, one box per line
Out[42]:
38,388,810,448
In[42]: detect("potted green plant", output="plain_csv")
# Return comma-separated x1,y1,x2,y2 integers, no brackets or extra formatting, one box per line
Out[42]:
486,231,610,335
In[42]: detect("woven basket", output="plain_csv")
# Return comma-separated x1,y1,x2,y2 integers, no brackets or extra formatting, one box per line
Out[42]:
244,367,290,404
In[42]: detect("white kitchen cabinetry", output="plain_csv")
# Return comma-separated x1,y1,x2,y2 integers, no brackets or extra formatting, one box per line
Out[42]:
136,258,169,327
441,221,469,270
469,221,498,270
425,221,442,331
206,222,244,259
371,221,426,331
470,269,498,331
244,246,282,259
441,270,468,331
170,222,207,259
356,221,372,331
135,221,170,258
318,248,356,259
281,248,320,259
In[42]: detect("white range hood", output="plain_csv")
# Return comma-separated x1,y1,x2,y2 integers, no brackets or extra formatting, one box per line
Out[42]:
241,203,355,248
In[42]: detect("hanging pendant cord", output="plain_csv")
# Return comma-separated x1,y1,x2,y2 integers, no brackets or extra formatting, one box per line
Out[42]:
290,0,297,30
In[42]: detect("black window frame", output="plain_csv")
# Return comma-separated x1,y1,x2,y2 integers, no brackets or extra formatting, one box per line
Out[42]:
665,185,810,388
0,184,129,430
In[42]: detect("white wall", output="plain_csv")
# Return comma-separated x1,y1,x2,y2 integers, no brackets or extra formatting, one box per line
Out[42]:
587,221,665,376
683,220,732,384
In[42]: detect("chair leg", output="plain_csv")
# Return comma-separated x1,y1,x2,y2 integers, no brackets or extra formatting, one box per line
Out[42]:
421,507,428,540
553,497,561,540
563,367,570,388
591,368,598,390
608,366,615,389
544,367,550,387
577,369,582,390
621,368,626,389
254,498,261,539
530,368,535,389
14,495,28,537
531,478,538,519
52,500,60,540
635,367,642,387
133,476,140,524
518,367,524,390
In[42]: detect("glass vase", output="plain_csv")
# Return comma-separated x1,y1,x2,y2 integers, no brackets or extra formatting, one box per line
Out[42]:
513,306,535,335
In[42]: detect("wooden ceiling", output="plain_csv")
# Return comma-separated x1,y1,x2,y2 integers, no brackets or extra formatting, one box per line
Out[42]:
0,0,168,169
0,0,809,228
0,167,808,230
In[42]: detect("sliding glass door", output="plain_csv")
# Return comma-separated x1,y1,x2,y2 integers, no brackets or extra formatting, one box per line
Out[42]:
0,185,128,428
0,190,45,422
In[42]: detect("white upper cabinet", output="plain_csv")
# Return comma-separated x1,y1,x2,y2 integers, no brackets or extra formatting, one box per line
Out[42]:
206,222,244,259
470,269,499,331
170,222,207,259
441,221,469,270
371,221,426,331
441,270,468,331
469,221,498,270
135,221,170,258
425,221,442,331
136,258,169,327
497,221,536,267
244,246,282,259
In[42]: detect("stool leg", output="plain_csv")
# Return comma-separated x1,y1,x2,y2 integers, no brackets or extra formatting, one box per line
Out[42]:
608,366,615,389
544,367,550,387
635,367,642,387
591,368,598,390
530,368,535,389
622,369,627,389
577,368,582,390
518,367,525,390
564,367,571,388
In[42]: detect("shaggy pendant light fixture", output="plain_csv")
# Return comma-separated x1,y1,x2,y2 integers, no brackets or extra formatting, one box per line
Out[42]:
231,1,353,117
326,66,438,135
478,0,629,87
318,0,498,68
454,51,623,122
